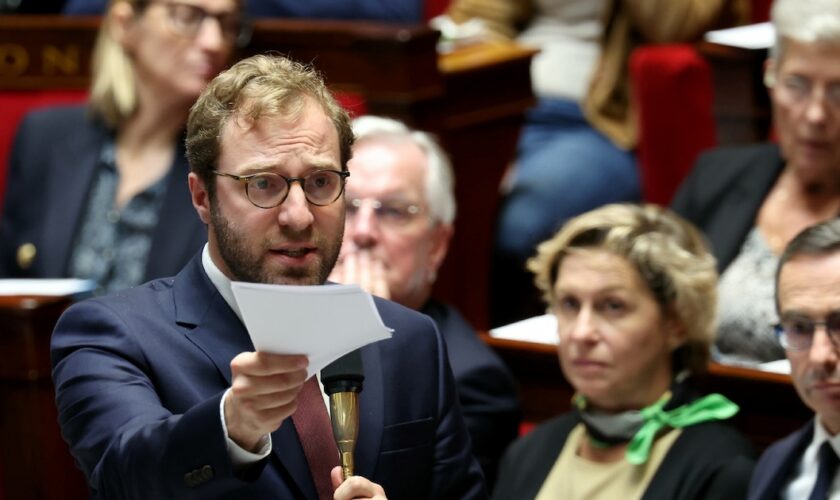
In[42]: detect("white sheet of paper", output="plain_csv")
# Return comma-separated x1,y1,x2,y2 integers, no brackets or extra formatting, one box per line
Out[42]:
758,358,791,375
704,22,774,50
231,282,392,377
490,314,559,345
0,278,95,297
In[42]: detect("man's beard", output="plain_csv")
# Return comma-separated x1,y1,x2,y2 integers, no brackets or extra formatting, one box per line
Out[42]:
210,198,342,285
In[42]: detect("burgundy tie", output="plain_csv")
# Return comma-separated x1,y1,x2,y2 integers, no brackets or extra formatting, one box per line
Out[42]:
291,377,340,500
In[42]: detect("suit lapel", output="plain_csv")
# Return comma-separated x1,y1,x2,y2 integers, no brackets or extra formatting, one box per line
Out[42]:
39,118,106,276
356,342,385,479
176,256,252,385
174,256,320,499
750,422,813,500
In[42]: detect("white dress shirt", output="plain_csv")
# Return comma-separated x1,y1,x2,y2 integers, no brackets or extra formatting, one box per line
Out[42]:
202,245,273,467
782,418,840,500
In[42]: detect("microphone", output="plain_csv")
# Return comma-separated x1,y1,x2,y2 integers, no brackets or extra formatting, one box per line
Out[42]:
321,349,364,480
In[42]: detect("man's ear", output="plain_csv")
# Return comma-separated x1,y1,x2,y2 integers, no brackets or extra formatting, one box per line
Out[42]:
188,172,212,225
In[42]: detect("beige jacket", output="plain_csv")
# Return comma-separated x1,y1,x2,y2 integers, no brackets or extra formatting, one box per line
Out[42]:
447,0,749,150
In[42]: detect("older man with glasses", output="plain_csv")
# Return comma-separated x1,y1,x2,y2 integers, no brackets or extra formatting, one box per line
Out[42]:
329,116,520,489
50,55,486,500
748,218,840,500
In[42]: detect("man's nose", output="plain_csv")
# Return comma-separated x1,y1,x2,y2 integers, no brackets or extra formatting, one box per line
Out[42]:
277,184,314,231
347,203,380,248
809,324,839,369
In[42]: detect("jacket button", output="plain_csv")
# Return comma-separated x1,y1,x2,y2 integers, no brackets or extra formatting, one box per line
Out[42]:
16,243,36,270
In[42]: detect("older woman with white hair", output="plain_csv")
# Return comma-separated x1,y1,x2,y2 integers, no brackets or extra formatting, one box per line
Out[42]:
0,0,244,293
493,203,754,500
673,0,840,366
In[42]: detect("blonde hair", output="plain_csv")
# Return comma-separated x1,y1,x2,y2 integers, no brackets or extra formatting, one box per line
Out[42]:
186,54,354,192
528,203,718,374
88,0,144,127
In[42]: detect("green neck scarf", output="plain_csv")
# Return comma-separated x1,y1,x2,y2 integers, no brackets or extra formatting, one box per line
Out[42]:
575,391,739,465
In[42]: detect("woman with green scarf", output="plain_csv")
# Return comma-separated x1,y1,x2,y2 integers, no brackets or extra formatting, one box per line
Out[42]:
493,203,755,499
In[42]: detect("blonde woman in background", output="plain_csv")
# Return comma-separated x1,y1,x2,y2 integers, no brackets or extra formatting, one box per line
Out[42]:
493,204,754,500
0,0,244,293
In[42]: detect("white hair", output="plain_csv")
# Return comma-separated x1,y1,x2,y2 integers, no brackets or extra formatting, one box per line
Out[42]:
770,0,840,61
351,115,456,225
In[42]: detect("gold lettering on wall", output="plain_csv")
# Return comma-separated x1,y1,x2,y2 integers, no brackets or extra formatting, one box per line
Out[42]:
43,45,80,76
0,44,28,77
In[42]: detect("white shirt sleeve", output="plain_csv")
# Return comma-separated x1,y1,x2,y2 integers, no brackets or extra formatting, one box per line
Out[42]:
219,388,272,467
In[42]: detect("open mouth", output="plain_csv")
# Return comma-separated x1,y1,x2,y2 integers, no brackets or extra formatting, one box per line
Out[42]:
276,248,314,257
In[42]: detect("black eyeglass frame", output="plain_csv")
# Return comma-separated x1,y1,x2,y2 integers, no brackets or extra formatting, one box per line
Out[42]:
212,169,350,209
134,0,253,48
773,314,840,352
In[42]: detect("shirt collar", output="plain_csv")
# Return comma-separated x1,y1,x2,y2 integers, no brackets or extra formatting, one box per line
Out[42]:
201,243,244,324
813,418,840,458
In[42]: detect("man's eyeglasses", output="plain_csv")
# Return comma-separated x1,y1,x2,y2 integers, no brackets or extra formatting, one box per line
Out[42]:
774,313,840,351
140,0,252,47
213,170,350,208
346,197,425,228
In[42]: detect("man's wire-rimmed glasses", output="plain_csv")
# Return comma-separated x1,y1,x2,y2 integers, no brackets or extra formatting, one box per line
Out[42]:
213,170,350,208
345,197,426,229
774,312,840,351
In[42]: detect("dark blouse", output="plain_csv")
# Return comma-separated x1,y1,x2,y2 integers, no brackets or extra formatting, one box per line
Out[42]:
68,141,167,294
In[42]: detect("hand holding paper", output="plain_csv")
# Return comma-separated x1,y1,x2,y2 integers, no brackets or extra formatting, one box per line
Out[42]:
231,282,393,378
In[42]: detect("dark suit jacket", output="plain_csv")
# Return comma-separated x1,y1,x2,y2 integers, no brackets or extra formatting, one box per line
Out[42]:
63,0,423,21
0,105,206,281
747,421,813,500
51,254,487,499
421,300,520,487
671,143,785,272
493,412,755,500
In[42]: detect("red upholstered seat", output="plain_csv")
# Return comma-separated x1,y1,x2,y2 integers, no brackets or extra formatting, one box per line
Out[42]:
630,44,717,205
0,90,88,210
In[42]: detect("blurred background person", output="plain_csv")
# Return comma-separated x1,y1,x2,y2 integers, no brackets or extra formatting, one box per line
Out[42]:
673,0,840,367
63,0,426,22
748,219,840,500
446,0,748,326
493,203,754,500
0,0,243,293
330,115,521,488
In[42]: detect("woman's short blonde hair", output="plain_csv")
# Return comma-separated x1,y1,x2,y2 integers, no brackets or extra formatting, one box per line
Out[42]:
527,203,718,374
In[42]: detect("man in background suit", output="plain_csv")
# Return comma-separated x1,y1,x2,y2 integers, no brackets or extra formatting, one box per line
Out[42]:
329,116,520,487
51,54,486,499
748,219,840,499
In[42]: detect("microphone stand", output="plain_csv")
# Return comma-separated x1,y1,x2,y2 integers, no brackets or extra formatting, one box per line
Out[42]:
321,350,364,480
329,389,360,479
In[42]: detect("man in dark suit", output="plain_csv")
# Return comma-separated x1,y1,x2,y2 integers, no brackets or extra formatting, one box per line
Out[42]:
328,116,520,487
51,54,486,500
748,219,840,499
